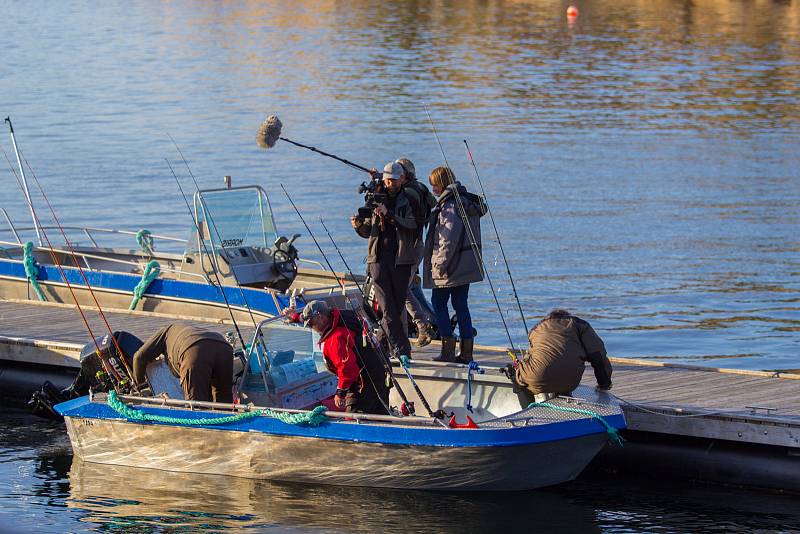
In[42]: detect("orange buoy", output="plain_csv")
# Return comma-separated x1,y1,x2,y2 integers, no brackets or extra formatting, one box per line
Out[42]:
566,5,579,18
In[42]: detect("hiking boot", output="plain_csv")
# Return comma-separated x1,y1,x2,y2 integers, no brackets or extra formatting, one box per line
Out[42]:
415,322,434,347
455,337,474,364
433,337,457,362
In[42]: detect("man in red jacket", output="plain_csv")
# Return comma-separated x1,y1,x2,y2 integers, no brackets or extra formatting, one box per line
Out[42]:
285,300,389,414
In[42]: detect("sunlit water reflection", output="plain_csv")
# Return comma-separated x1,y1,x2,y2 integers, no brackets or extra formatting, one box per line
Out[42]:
0,3,799,527
1,0,798,370
1,410,799,533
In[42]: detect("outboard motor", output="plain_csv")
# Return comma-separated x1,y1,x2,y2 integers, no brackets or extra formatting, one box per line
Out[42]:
29,331,143,420
267,234,300,292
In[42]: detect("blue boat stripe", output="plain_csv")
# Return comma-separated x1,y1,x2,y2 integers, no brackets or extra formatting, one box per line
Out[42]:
55,396,625,448
0,259,285,315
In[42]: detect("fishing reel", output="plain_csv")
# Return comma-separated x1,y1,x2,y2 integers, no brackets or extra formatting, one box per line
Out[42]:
268,234,300,291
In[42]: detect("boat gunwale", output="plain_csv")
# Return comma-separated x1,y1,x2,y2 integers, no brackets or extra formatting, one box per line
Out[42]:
55,394,625,448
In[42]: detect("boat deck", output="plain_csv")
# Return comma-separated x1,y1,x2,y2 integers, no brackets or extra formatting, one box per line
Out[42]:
1,299,799,489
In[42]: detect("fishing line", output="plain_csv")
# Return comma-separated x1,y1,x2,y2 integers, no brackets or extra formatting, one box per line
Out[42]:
164,158,253,363
463,139,530,334
279,184,418,416
280,184,443,419
21,155,142,390
167,133,272,340
2,145,127,388
318,215,446,420
423,104,519,362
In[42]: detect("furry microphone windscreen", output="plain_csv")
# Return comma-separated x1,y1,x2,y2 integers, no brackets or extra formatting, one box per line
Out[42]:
256,115,282,149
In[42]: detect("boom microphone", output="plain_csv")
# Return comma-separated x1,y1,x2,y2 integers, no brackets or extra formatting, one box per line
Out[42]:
256,115,282,149
255,114,371,173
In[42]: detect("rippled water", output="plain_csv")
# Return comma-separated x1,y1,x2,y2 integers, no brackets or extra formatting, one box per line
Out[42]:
1,0,799,370
1,2,799,530
2,409,799,534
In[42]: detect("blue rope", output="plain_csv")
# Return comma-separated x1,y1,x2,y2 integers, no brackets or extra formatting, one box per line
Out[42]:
136,229,154,255
399,355,412,368
22,241,46,301
107,390,328,427
528,401,624,446
465,361,484,413
129,260,160,310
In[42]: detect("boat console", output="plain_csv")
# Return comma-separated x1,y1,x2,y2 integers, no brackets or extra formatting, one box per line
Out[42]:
179,185,301,292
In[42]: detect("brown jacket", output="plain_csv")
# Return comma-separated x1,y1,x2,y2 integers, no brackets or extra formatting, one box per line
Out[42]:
515,313,612,395
132,324,229,385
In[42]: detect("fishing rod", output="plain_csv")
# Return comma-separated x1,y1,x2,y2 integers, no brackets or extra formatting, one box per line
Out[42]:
423,105,520,362
463,139,529,334
167,140,287,372
4,117,41,245
256,115,372,174
22,157,143,391
168,134,275,326
164,158,253,364
2,144,132,390
280,184,443,419
278,184,416,416
317,215,446,420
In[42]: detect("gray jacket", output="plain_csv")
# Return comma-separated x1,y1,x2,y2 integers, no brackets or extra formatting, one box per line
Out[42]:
354,188,418,266
422,183,487,289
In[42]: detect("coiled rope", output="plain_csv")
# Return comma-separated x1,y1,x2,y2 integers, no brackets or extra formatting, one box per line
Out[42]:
136,229,154,256
465,361,484,413
528,401,624,446
107,390,328,427
22,241,46,301
129,260,160,310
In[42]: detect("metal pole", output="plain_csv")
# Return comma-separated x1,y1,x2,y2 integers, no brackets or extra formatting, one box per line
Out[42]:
4,118,41,245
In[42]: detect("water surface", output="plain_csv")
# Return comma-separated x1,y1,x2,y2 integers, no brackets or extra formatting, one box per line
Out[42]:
1,0,798,370
0,3,799,530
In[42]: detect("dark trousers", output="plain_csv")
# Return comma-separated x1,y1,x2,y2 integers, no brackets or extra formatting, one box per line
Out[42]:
431,283,473,339
369,262,413,356
179,341,234,403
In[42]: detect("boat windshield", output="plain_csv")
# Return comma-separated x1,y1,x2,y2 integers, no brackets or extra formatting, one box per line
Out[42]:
185,186,278,255
244,322,332,407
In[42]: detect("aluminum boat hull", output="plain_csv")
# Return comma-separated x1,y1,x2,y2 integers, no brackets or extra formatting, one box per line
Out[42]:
57,387,624,491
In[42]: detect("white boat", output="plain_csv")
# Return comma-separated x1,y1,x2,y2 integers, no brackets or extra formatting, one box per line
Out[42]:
0,183,361,323
56,318,625,491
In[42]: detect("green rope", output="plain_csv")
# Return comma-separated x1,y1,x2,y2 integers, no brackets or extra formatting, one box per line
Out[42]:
528,401,624,446
22,241,46,301
107,390,328,427
399,355,412,368
129,260,160,310
136,229,154,256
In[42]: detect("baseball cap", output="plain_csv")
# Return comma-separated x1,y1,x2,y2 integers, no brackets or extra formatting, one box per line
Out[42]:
395,158,415,180
301,300,330,326
382,162,403,181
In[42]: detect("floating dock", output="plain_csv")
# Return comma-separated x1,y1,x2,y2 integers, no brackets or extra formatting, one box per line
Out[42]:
1,299,798,492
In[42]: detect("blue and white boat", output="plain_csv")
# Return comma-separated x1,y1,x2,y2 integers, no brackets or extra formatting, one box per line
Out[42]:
0,183,360,323
56,318,625,491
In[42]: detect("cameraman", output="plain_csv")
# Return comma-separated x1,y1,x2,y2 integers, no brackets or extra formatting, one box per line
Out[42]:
351,161,418,359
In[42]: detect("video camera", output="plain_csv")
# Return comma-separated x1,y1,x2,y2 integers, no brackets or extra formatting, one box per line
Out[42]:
356,173,388,220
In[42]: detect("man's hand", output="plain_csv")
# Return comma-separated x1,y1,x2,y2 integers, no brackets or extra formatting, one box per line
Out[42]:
281,306,297,323
334,394,346,408
350,215,361,229
375,204,388,218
